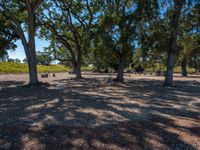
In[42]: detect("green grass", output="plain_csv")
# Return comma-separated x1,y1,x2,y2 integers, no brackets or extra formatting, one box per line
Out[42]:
0,62,196,74
0,62,69,74
145,63,196,74
81,66,94,71
174,66,196,74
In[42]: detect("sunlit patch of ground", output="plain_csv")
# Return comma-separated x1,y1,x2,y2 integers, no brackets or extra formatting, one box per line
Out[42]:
0,73,200,149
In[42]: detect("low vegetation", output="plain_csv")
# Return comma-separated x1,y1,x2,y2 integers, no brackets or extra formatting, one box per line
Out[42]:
0,62,196,74
0,62,69,74
173,66,196,74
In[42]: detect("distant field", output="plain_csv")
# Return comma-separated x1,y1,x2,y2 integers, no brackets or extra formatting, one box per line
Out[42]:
173,66,196,74
0,62,196,74
0,62,69,74
0,62,95,74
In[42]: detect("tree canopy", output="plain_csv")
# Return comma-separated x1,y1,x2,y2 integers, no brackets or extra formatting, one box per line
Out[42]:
0,0,199,86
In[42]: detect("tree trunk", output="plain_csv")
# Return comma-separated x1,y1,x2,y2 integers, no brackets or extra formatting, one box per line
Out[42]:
114,53,125,82
71,60,81,78
164,0,183,86
17,7,39,86
3,2,41,86
71,58,76,74
164,52,175,86
20,39,39,85
27,8,39,85
72,66,76,74
27,54,38,85
75,61,82,78
75,50,82,78
181,57,187,77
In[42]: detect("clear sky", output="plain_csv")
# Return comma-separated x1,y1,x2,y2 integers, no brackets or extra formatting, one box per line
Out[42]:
8,37,50,61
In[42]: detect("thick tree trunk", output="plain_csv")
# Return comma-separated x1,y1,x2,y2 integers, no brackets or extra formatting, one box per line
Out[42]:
181,57,187,77
27,8,39,85
114,40,131,82
72,66,76,74
68,48,82,78
21,41,39,85
27,54,38,85
164,0,183,86
17,9,39,86
71,58,76,74
71,60,81,78
164,52,175,86
70,49,82,78
3,1,41,86
114,53,125,82
75,50,82,78
75,61,82,78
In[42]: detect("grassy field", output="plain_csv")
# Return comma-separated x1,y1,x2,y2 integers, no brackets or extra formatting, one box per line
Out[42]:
0,62,196,74
0,62,69,74
173,66,196,74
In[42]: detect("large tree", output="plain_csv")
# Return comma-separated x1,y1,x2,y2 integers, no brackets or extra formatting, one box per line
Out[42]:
0,0,42,85
164,0,184,86
97,0,136,82
177,2,200,76
137,0,199,80
40,0,93,78
98,0,158,82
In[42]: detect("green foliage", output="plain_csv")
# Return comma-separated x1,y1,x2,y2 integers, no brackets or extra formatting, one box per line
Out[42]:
43,42,73,67
39,0,94,66
0,10,18,60
0,50,9,61
36,50,53,65
87,27,118,72
176,3,200,71
1,0,199,77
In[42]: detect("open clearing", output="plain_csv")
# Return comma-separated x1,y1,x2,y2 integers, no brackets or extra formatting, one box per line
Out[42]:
0,73,200,150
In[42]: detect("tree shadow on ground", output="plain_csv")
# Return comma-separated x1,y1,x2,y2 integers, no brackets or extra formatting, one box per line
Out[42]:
173,75,200,79
0,78,200,150
0,81,25,88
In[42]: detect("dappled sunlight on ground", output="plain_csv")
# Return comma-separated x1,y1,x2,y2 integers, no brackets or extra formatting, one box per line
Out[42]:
0,73,200,149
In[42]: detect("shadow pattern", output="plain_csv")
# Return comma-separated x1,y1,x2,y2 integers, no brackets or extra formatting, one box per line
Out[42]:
0,77,200,150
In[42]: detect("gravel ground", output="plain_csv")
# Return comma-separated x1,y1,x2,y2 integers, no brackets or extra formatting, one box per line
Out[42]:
0,72,200,150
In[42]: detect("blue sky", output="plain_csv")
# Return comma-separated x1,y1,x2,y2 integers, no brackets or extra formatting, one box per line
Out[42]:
8,37,50,61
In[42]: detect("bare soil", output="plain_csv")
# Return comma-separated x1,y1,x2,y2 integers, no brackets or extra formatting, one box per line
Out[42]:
0,72,200,150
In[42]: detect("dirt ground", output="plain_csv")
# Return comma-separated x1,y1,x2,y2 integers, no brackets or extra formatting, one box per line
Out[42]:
0,72,200,150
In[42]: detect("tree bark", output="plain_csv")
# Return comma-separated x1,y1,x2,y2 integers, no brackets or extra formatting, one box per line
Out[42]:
27,55,38,84
164,0,183,86
70,49,82,78
17,29,38,85
75,49,82,78
114,52,126,82
72,65,76,74
1,1,40,85
71,61,82,78
26,6,39,85
165,52,175,86
71,57,76,74
75,61,82,78
181,57,187,77
19,37,38,85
